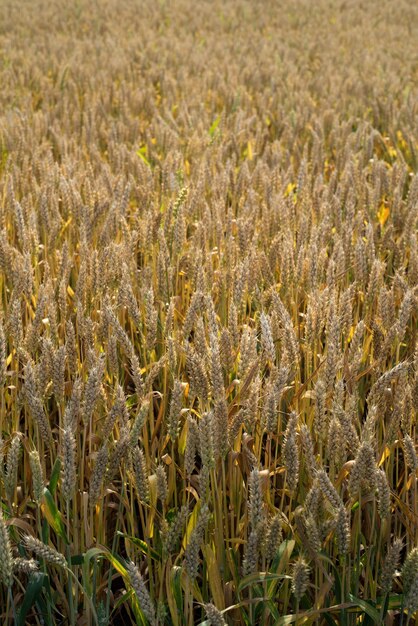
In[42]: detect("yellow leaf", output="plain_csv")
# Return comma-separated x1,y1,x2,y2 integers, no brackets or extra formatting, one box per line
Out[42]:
275,540,295,575
362,332,373,360
247,141,253,161
183,502,201,549
178,419,188,455
396,130,407,150
136,148,151,167
149,473,158,509
379,446,391,466
202,544,224,609
147,474,158,539
60,217,72,236
302,390,316,401
285,182,296,196
377,203,390,226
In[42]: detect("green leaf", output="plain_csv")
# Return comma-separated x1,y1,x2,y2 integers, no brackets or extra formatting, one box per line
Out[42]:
17,572,48,626
136,146,151,167
116,532,161,560
41,488,69,544
238,572,291,593
227,546,240,582
48,458,61,495
271,604,352,626
69,554,84,566
264,598,281,622
110,587,136,617
83,547,105,596
316,553,343,605
126,393,138,408
84,546,148,624
209,116,221,137
348,595,380,623
170,565,183,617
387,593,403,609
272,539,295,575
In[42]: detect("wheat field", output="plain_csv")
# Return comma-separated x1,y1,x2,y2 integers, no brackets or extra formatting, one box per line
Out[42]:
0,0,417,624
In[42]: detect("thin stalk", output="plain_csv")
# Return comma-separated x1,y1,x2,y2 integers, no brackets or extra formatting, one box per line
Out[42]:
66,501,75,626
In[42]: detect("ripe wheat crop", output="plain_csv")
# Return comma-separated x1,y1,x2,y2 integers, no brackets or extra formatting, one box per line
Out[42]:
0,0,417,624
